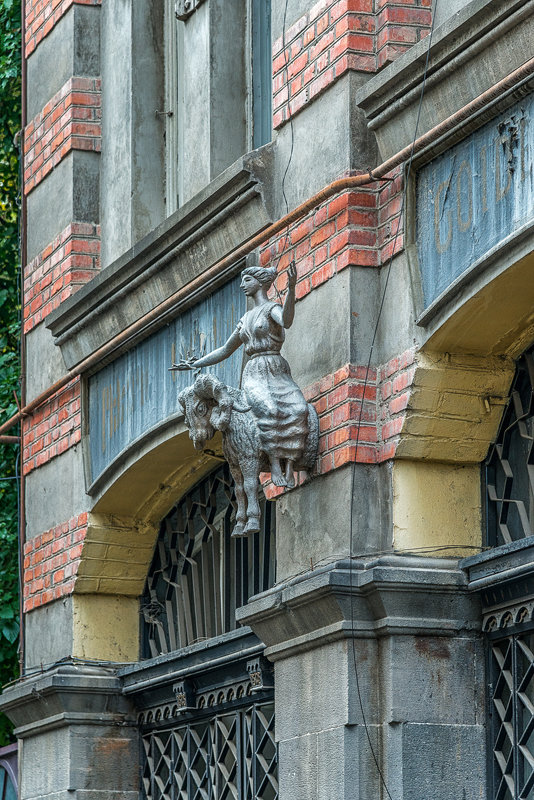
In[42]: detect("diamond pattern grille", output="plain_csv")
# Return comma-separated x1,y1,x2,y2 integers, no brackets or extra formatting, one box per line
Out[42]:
486,350,534,547
491,633,534,799
141,463,276,657
141,703,277,800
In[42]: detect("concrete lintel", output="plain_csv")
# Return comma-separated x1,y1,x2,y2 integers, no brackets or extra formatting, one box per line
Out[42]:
236,558,479,660
354,0,534,159
47,146,275,368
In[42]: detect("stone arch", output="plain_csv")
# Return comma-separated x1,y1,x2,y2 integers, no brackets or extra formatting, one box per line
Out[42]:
390,247,534,556
69,425,222,663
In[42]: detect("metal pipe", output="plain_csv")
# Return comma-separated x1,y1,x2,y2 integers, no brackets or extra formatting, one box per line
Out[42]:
2,54,534,438
19,0,28,676
0,436,20,444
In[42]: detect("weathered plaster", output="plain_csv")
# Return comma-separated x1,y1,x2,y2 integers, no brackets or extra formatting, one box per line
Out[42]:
392,460,482,557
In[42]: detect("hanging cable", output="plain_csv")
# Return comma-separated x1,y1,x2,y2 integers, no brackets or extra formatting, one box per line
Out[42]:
348,5,439,798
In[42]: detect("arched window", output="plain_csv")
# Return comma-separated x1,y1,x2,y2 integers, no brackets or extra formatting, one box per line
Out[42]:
485,345,534,547
0,744,17,800
141,463,276,656
132,463,278,800
483,344,534,800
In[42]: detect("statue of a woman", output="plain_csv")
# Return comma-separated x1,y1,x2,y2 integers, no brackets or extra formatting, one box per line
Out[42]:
174,263,309,488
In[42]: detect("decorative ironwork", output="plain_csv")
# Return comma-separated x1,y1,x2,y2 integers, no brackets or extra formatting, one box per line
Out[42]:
141,702,277,800
490,631,534,800
485,603,534,634
141,463,275,657
486,348,534,547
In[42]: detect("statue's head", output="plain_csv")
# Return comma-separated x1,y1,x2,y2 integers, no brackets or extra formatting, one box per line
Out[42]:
240,265,277,290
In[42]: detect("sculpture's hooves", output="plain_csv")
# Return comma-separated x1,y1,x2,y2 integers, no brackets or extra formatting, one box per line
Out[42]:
271,475,288,487
242,522,260,535
232,525,246,538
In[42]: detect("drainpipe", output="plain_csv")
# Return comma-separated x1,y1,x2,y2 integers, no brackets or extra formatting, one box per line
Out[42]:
18,0,27,676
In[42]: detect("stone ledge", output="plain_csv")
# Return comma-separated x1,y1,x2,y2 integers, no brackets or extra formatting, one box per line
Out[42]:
236,556,480,660
47,145,274,368
461,537,534,591
355,0,534,158
0,663,135,737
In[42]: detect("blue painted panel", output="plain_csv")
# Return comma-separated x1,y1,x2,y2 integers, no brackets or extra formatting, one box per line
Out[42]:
416,94,534,310
88,276,246,484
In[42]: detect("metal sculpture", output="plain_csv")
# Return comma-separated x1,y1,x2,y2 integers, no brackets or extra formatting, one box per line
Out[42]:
173,263,318,537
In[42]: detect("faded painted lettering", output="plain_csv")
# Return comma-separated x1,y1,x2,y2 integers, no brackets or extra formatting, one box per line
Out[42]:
416,94,534,309
88,276,246,485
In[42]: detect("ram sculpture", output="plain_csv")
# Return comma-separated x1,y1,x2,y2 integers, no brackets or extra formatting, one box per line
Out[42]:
178,373,318,537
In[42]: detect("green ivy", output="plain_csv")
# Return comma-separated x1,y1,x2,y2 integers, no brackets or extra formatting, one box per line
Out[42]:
0,0,21,746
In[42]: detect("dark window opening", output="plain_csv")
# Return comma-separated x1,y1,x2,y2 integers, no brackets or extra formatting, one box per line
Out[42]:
137,463,278,800
141,463,276,658
489,630,534,800
485,346,534,548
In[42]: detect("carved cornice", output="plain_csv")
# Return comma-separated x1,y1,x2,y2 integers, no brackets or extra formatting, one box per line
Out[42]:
0,663,136,738
47,147,274,369
236,557,480,661
136,657,274,726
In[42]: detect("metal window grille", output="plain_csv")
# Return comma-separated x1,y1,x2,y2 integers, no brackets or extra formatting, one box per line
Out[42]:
490,632,534,800
486,347,534,547
142,701,278,800
141,463,276,658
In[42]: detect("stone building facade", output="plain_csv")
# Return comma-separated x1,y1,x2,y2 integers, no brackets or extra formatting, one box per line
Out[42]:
2,0,534,798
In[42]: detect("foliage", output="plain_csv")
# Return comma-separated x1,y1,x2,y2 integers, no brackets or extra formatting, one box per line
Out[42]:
0,0,21,745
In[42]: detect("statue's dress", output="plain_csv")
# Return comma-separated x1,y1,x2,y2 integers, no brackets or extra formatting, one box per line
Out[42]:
237,302,308,462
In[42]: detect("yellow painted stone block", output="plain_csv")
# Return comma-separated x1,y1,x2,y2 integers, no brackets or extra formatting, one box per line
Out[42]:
392,460,482,557
72,594,139,662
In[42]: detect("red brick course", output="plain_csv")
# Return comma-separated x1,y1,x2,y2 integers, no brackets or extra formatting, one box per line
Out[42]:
262,349,416,498
23,513,87,611
24,77,101,195
376,0,432,69
24,222,100,333
22,378,81,475
272,0,376,128
25,0,101,58
273,0,432,128
260,174,403,301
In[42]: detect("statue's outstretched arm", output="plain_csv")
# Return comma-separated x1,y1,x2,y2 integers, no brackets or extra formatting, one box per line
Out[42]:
171,329,242,371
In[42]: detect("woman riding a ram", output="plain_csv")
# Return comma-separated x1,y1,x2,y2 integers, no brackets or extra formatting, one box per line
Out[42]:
173,263,309,489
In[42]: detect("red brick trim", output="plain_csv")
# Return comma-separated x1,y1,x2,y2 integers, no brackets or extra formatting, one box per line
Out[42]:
377,167,404,262
260,176,403,301
263,350,415,498
273,0,432,128
22,377,81,475
24,77,101,195
376,0,432,70
25,0,101,58
23,513,87,612
272,0,376,128
24,222,100,333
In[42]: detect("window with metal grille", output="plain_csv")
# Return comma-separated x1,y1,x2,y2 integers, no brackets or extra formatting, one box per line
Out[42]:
141,701,277,800
489,631,534,800
136,463,278,800
485,346,534,548
141,462,276,657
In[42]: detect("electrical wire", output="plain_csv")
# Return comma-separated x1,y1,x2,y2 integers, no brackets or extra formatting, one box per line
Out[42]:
348,6,439,798
271,0,296,302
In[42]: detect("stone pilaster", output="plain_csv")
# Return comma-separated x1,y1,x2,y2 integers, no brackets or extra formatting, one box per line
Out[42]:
237,556,486,800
